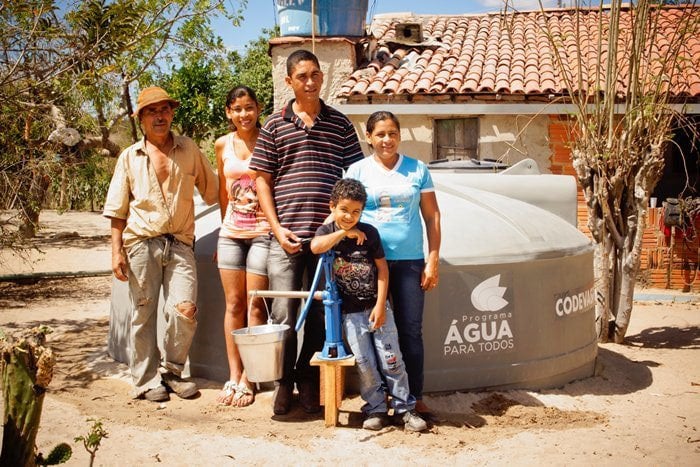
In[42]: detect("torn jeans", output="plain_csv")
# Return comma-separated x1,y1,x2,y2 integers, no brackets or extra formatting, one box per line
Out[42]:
125,235,197,397
343,303,416,415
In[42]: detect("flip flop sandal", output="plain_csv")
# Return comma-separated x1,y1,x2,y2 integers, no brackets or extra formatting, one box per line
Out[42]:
218,380,237,406
232,383,255,407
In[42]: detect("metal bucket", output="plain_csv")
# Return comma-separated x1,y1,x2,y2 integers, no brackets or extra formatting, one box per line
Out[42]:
232,324,289,382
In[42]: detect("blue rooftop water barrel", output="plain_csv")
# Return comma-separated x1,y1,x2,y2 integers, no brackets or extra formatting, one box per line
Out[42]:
276,0,368,37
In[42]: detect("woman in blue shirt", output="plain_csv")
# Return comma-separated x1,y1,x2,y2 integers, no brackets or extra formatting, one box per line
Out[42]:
345,111,441,416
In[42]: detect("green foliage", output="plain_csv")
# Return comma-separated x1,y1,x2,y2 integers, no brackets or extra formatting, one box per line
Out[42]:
161,57,226,143
229,28,277,117
203,145,218,168
63,0,245,137
47,151,114,211
158,27,277,144
75,418,108,467
68,0,141,70
36,442,72,465
0,0,247,246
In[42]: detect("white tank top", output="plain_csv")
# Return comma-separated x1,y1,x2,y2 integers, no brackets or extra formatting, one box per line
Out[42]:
219,133,269,238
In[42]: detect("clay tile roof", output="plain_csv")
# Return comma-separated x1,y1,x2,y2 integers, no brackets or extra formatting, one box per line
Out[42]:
340,6,700,101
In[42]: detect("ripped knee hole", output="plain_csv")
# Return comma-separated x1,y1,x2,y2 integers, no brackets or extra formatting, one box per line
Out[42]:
176,301,197,319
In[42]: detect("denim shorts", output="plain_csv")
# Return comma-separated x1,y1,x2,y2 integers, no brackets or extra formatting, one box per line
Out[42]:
217,235,270,275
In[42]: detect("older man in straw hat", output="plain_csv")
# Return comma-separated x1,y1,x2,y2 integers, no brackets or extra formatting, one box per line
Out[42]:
103,86,218,402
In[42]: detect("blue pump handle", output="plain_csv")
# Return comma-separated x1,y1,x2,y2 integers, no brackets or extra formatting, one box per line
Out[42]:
294,252,328,332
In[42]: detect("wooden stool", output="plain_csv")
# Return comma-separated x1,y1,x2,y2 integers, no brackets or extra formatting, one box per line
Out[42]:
310,352,356,427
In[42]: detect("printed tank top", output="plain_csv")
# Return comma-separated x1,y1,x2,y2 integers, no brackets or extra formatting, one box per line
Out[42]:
219,133,270,239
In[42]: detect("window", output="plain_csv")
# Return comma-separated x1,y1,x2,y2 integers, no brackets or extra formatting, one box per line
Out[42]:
434,118,478,161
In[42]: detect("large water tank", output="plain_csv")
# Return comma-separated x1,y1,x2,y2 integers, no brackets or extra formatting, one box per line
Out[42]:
276,0,368,37
423,179,596,391
108,174,596,391
428,158,579,226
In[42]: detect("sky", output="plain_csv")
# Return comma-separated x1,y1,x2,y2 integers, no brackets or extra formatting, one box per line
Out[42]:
220,0,559,53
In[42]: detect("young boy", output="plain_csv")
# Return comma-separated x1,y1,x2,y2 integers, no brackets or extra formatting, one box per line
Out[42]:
310,179,428,432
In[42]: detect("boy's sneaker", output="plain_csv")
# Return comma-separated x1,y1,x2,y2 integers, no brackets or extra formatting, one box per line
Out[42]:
362,412,389,431
402,410,428,432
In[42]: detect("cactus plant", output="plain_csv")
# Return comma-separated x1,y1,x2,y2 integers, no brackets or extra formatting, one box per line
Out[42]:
36,443,73,466
0,326,57,466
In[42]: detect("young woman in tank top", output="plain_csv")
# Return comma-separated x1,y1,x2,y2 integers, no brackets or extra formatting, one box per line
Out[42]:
215,86,270,407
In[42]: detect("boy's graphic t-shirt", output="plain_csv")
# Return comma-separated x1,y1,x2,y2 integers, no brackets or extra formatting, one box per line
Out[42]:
314,221,385,313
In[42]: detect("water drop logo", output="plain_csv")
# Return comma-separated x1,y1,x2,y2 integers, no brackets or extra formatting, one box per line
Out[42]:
471,274,509,312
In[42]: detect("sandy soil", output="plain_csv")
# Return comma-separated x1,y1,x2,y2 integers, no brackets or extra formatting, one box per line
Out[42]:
1,211,699,466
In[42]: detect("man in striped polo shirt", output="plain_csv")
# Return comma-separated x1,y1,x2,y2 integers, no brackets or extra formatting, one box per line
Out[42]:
250,49,364,416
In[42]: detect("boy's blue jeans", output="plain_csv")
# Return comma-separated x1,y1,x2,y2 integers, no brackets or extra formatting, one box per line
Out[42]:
343,303,416,415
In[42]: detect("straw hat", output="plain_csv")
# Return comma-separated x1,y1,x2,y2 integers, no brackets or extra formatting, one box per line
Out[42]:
132,86,180,117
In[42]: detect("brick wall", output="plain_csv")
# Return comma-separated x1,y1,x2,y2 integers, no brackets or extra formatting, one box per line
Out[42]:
641,208,700,291
548,115,573,176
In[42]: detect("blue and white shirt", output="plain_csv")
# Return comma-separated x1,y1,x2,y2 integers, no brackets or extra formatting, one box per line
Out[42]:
345,155,434,260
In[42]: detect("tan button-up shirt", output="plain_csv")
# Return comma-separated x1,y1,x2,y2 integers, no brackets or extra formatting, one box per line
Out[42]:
103,135,218,249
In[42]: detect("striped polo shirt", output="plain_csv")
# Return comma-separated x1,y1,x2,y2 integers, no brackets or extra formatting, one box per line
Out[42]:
250,99,364,238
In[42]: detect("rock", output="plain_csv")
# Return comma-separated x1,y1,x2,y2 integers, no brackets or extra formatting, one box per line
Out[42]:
48,127,81,147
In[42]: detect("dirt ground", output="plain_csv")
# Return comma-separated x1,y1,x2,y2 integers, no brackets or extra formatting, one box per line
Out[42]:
1,211,699,466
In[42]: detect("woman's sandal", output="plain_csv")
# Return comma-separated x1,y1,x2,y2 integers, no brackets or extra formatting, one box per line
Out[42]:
232,383,255,408
217,380,237,406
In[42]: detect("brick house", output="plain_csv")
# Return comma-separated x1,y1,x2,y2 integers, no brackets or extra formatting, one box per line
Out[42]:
268,5,700,290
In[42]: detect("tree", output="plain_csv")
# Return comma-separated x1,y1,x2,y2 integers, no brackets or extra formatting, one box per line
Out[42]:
0,1,86,239
158,27,276,149
0,0,245,239
64,0,245,149
529,1,700,342
160,56,226,144
228,28,277,117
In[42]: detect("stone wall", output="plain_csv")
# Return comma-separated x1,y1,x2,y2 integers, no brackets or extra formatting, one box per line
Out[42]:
270,37,359,111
